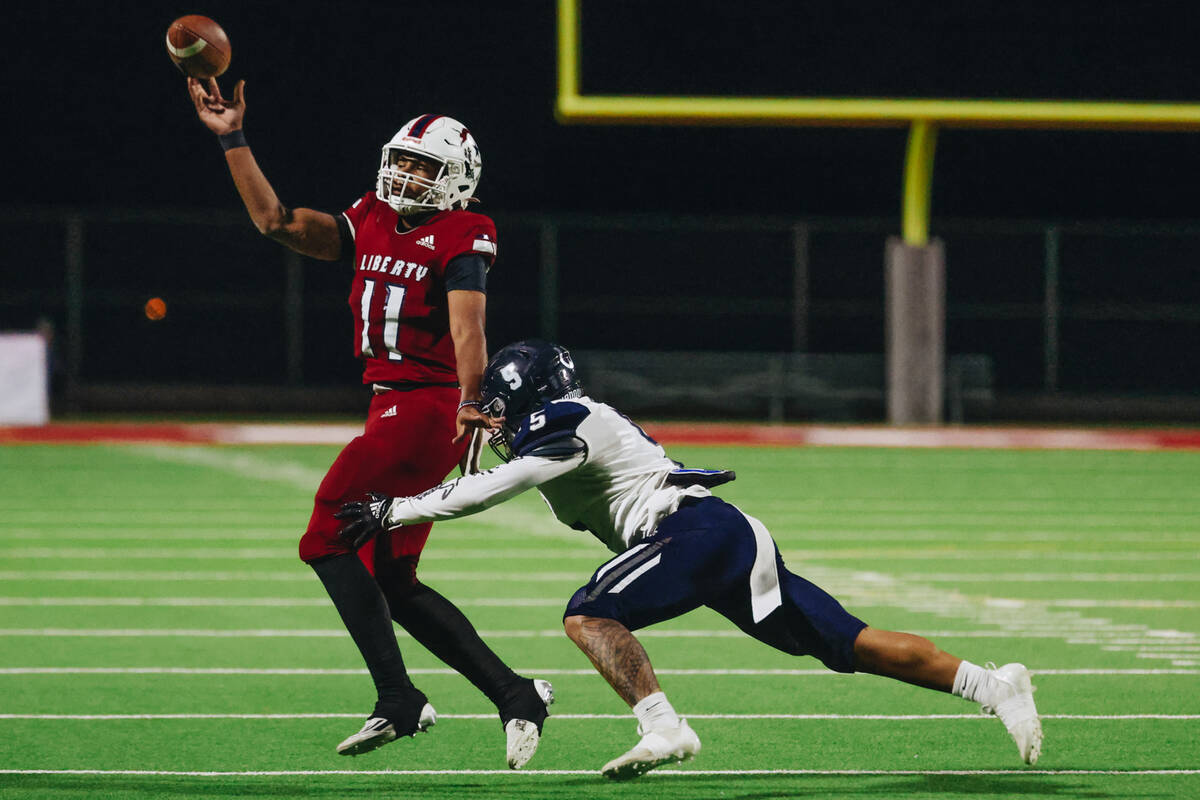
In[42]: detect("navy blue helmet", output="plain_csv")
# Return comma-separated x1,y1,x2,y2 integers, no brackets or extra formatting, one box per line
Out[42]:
481,340,582,460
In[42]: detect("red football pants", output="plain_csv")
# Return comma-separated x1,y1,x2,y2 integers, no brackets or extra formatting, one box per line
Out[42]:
298,386,466,574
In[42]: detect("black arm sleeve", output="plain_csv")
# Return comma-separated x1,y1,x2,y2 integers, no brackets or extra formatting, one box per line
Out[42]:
335,214,354,265
444,254,488,293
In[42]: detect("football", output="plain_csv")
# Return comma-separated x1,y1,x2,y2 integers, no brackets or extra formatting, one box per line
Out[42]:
165,15,231,79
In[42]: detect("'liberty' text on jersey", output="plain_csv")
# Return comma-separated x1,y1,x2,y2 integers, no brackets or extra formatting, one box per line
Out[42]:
342,192,497,385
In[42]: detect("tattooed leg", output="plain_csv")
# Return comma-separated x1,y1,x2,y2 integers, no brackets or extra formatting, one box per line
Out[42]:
563,614,660,706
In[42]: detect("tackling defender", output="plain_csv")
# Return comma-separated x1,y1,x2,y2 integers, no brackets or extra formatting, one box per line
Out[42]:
337,340,1044,779
186,78,551,767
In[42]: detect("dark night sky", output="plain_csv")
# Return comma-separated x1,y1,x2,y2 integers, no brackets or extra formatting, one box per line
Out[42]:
10,0,1200,222
5,1,1200,402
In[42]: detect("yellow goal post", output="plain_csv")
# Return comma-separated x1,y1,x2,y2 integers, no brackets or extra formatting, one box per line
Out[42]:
556,0,1200,245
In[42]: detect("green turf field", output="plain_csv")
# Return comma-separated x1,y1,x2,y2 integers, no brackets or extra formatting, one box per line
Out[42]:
1,442,1198,799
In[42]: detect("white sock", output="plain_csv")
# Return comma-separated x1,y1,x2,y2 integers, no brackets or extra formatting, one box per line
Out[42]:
632,691,680,732
952,661,995,704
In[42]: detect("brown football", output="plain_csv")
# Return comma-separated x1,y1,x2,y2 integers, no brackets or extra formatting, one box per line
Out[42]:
166,15,231,79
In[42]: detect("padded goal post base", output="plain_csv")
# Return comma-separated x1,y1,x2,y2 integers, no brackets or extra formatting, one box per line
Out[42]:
886,238,945,425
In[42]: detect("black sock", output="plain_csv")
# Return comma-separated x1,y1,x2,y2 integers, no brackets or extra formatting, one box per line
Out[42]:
385,582,529,715
310,553,420,717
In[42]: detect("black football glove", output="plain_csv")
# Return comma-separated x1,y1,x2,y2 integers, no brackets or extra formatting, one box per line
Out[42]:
333,492,393,550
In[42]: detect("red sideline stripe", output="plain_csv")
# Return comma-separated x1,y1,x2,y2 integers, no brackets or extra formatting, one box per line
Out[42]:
0,424,219,445
1156,431,1200,450
4,422,1200,450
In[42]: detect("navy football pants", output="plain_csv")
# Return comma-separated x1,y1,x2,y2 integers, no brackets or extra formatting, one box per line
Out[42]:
564,496,867,673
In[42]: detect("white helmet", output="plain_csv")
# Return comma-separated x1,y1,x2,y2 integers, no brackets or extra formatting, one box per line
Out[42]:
376,115,482,216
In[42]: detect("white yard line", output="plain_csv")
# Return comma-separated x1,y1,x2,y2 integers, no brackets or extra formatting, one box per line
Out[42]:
1047,599,1200,608
1,712,1195,721
0,597,332,607
3,627,1191,640
15,446,1192,673
1,667,1195,676
0,529,299,541
7,528,1199,544
2,568,1197,583
0,571,582,582
783,550,1200,562
0,548,297,560
2,576,1196,668
4,546,1193,562
0,597,562,608
125,446,328,492
0,628,582,638
0,571,316,583
0,595,1193,609
792,565,1200,667
0,547,592,561
0,768,1195,777
865,573,1200,582
121,445,579,544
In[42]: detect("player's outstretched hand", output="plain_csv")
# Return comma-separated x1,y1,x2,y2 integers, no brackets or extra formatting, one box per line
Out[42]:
188,76,245,135
334,492,393,549
454,404,504,445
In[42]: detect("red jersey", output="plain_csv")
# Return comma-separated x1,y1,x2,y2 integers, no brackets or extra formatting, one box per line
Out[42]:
342,192,497,385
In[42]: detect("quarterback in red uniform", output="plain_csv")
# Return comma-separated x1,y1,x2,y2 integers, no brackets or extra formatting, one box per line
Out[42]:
187,79,551,768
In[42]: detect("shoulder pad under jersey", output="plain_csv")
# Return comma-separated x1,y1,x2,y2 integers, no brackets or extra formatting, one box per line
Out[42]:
512,400,590,459
428,210,498,265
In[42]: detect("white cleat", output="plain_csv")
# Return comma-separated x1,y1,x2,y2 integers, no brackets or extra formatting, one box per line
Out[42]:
336,703,437,756
601,719,701,781
981,662,1043,765
505,679,555,769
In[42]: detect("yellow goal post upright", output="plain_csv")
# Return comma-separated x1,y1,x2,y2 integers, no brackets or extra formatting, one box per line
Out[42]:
555,0,1200,423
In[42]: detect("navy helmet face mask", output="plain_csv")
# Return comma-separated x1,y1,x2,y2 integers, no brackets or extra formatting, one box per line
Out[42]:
480,339,582,461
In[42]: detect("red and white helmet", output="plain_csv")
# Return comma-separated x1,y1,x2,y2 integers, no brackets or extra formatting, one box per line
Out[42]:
376,115,482,216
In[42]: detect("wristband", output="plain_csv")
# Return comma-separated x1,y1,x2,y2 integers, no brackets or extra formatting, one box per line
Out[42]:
457,400,482,412
218,130,248,152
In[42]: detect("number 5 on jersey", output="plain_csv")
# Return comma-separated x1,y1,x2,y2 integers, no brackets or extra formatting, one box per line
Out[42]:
359,279,407,361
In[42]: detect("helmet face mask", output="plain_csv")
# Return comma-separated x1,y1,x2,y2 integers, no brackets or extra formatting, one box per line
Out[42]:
380,148,447,210
481,394,516,462
480,340,582,462
376,115,481,217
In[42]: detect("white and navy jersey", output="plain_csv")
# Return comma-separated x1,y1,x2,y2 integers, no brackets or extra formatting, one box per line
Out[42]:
383,396,711,552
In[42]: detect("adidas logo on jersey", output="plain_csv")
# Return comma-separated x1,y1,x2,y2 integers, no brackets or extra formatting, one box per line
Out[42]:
381,406,397,418
416,234,436,250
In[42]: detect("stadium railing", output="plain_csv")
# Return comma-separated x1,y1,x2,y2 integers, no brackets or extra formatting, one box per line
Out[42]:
2,206,1198,421
576,351,993,423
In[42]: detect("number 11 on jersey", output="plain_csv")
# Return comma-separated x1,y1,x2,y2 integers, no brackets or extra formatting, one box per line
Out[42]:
359,278,407,361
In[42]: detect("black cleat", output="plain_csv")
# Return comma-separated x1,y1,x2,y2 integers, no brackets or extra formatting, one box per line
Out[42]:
337,695,437,756
503,678,554,769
